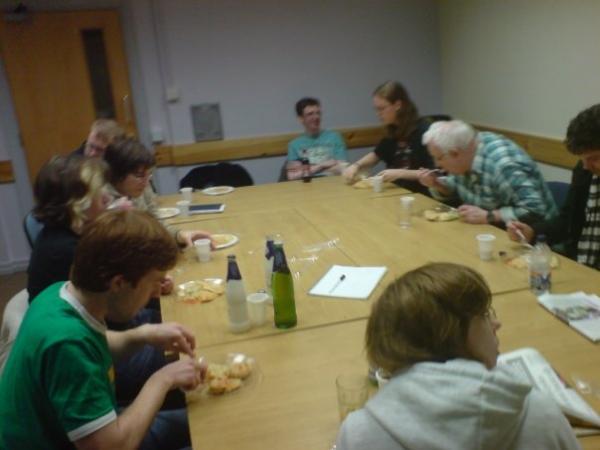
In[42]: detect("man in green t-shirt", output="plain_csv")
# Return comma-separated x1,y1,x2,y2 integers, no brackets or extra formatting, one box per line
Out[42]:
0,210,204,450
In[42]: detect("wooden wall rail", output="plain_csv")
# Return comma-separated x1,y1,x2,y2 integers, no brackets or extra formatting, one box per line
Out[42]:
0,160,14,183
154,126,385,167
473,124,578,170
155,123,576,171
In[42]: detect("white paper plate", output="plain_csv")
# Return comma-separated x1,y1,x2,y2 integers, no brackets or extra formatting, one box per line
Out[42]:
154,207,180,220
212,233,239,249
202,186,235,196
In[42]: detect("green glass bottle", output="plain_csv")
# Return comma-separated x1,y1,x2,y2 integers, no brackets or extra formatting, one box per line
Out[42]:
271,241,297,329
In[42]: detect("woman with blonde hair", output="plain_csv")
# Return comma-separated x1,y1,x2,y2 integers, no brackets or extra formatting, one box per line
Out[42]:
27,155,110,300
343,81,441,195
336,263,578,450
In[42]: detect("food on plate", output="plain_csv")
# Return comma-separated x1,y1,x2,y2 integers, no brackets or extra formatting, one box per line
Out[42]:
423,209,459,222
208,377,242,395
229,361,252,379
200,354,255,396
352,178,372,189
505,254,560,270
206,363,230,380
177,280,224,304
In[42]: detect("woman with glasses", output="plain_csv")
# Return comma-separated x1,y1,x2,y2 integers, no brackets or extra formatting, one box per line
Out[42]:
336,262,578,450
104,137,212,248
343,81,441,195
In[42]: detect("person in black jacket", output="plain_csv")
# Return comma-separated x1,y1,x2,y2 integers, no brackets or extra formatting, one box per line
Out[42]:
508,104,600,269
342,81,443,195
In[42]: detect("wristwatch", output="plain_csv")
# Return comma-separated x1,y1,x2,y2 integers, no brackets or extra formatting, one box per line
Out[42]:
486,210,495,224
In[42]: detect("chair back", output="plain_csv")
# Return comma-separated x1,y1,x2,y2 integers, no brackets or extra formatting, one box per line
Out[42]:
547,181,570,209
23,212,44,249
179,162,254,190
0,289,29,377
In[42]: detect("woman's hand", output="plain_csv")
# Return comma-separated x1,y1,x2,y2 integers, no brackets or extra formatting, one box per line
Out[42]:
342,164,359,183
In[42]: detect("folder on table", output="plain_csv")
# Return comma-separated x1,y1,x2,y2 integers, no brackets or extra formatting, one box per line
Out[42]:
309,265,387,300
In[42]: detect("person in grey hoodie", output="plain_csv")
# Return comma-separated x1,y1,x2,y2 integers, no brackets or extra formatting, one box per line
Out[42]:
335,263,580,450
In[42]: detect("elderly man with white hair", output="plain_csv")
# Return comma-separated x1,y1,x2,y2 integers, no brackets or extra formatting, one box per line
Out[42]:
418,120,558,225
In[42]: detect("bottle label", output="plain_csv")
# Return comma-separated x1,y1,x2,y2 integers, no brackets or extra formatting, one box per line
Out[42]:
529,271,551,294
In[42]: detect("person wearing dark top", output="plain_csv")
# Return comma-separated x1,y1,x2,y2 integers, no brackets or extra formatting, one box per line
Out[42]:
27,155,109,300
343,81,442,195
508,104,600,269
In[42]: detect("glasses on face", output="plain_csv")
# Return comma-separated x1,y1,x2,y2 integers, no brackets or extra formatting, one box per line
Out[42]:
482,306,497,321
374,104,393,114
132,170,153,182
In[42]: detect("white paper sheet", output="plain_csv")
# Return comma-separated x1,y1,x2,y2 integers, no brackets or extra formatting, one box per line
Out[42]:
308,265,387,300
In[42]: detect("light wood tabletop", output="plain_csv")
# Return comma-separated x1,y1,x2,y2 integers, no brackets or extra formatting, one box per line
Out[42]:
185,319,368,450
156,179,600,449
494,276,600,450
161,208,375,347
158,175,409,225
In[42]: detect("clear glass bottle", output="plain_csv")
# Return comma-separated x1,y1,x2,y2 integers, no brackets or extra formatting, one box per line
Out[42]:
271,240,297,328
529,234,552,295
225,254,250,333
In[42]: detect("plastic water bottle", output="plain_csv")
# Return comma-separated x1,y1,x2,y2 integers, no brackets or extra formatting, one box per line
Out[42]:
225,255,250,333
529,234,552,295
271,240,297,328
264,235,275,293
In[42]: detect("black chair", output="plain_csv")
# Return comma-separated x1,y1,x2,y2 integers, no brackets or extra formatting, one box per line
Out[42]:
423,114,452,123
179,162,254,190
23,212,44,249
547,181,570,209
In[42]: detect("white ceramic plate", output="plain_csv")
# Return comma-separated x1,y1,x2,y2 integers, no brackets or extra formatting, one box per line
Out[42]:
212,233,239,249
154,207,180,220
202,186,235,196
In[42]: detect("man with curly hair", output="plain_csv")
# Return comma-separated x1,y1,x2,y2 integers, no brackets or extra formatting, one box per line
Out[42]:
508,104,600,269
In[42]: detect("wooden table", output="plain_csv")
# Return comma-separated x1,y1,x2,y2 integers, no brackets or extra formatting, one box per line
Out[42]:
185,319,368,450
494,277,600,450
159,176,409,225
157,179,600,449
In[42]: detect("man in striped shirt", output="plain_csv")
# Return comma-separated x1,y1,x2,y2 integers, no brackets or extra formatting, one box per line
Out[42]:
419,120,558,226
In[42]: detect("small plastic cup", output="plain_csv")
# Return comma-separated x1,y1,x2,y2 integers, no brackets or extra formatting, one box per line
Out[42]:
476,234,496,261
247,292,269,326
194,238,211,262
398,196,415,228
371,175,384,193
180,187,193,202
336,373,368,422
176,200,190,217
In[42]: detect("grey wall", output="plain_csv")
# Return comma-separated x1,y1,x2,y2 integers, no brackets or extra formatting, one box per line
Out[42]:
0,0,442,272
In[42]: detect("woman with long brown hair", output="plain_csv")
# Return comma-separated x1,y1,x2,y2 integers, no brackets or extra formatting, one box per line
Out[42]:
343,81,440,195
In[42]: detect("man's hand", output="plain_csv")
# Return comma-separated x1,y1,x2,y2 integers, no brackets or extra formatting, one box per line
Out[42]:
343,164,359,183
152,358,204,392
138,323,196,357
507,221,535,243
160,275,174,295
375,169,400,182
418,169,446,190
457,204,488,224
177,230,214,249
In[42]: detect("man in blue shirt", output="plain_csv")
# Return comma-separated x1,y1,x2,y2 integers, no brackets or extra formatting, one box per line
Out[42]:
286,97,347,180
419,120,557,225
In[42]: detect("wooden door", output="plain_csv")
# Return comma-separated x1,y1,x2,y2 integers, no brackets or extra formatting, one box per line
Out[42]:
0,9,137,182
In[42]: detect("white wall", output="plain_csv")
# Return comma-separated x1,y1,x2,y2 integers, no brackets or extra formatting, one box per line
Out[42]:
125,0,442,192
0,0,441,272
438,0,600,181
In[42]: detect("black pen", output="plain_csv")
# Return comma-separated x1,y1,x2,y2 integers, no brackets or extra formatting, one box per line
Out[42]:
329,274,346,294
